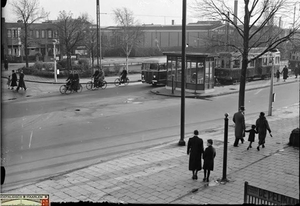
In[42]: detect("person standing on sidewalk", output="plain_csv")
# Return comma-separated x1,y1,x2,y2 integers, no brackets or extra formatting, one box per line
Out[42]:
282,65,288,82
203,139,216,182
10,70,18,90
16,70,27,92
276,69,280,82
256,112,272,151
233,106,246,147
187,130,204,180
245,125,258,150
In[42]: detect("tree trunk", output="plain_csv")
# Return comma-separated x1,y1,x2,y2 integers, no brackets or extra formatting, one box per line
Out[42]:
24,24,29,68
238,0,250,110
125,54,128,72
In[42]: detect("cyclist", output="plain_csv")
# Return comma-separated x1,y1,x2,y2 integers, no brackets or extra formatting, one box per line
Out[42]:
120,68,127,85
92,70,100,87
66,71,74,90
73,72,80,92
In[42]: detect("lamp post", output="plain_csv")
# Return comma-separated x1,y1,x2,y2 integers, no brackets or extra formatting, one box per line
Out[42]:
53,39,58,83
268,50,276,116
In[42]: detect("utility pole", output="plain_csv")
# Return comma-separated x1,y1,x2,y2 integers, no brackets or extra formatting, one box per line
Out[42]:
53,39,57,83
268,52,275,116
96,0,100,67
179,0,186,146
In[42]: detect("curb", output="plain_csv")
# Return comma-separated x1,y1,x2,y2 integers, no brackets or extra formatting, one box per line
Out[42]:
150,79,298,98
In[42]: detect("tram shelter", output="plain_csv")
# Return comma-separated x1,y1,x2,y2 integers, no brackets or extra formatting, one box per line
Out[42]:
163,52,216,94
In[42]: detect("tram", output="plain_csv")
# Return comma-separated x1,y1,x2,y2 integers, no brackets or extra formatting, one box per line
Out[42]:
288,51,300,75
214,47,281,84
141,58,167,86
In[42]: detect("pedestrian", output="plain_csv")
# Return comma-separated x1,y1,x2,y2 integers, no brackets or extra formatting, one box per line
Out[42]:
233,106,246,147
4,58,8,70
276,69,280,82
256,112,272,151
295,65,299,78
245,125,258,150
187,130,204,180
282,65,288,82
7,76,11,89
203,139,216,183
73,72,79,92
16,70,27,92
10,70,18,90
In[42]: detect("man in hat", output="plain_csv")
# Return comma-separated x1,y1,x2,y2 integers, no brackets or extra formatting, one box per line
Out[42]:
232,106,246,147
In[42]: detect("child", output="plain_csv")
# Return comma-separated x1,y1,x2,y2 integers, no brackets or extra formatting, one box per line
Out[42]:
245,125,258,150
203,139,216,182
7,76,11,89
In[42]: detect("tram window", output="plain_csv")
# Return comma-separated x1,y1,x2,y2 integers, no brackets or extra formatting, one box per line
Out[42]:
233,59,240,68
249,60,254,67
221,60,225,68
150,64,158,70
225,59,230,68
263,58,267,65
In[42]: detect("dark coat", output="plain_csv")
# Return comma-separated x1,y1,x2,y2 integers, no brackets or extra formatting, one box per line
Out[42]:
18,73,26,88
233,111,245,138
245,128,257,142
256,117,271,145
276,70,280,79
11,72,17,86
187,136,204,171
282,67,288,80
203,145,216,171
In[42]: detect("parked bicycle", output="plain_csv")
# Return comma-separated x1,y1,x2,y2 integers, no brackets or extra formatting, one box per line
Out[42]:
86,78,107,90
114,77,129,86
59,83,83,94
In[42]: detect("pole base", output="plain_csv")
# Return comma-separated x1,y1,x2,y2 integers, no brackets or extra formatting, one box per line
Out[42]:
178,139,186,146
217,177,229,185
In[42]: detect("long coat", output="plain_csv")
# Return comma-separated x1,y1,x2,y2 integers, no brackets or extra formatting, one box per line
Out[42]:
18,73,26,88
203,145,216,171
187,136,204,171
233,111,245,139
11,72,17,87
245,128,257,142
256,117,271,145
282,67,288,80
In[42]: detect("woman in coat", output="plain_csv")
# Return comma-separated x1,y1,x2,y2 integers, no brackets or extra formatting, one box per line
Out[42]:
203,139,216,182
187,130,204,180
256,112,272,151
16,70,26,92
282,66,288,82
10,70,18,90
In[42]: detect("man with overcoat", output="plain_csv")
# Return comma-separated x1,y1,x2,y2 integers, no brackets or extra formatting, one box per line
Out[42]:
187,130,204,180
233,106,246,147
282,65,288,82
10,70,18,90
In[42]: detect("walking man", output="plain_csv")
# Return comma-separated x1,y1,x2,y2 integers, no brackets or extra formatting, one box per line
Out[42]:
10,70,18,90
233,106,246,147
16,70,26,91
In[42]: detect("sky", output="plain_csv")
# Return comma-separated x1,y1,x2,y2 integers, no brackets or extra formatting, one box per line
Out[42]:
2,0,299,27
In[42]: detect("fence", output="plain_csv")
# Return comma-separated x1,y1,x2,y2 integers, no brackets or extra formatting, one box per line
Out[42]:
244,182,299,205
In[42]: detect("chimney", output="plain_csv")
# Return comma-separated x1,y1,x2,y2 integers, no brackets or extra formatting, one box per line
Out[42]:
234,0,238,25
172,20,174,25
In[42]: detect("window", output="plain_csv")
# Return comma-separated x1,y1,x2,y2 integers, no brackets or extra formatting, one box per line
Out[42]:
41,30,45,38
13,30,17,38
262,57,267,65
7,30,11,38
48,30,52,38
36,30,40,38
53,30,58,38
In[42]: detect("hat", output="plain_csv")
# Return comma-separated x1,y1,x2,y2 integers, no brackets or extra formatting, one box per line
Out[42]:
260,112,265,117
240,106,245,111
207,139,213,145
194,130,199,135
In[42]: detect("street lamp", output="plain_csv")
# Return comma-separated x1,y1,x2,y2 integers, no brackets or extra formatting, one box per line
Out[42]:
53,39,58,83
268,49,277,116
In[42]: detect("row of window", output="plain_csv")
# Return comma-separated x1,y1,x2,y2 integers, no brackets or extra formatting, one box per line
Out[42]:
7,29,58,39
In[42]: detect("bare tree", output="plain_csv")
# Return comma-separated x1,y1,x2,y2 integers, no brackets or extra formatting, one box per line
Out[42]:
10,0,49,68
55,11,90,71
84,27,97,68
113,7,144,71
191,0,299,109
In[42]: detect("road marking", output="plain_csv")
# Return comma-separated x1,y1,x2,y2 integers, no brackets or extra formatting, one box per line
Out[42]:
254,89,262,95
29,131,33,148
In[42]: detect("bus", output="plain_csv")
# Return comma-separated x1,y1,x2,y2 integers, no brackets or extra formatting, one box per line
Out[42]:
214,47,281,84
141,58,167,86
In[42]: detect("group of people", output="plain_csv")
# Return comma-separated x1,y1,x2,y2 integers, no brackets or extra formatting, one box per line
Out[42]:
233,106,272,151
187,130,216,182
7,70,26,92
276,65,289,82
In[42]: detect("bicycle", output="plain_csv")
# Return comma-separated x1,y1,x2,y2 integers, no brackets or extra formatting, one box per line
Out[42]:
86,78,107,90
59,83,83,94
114,77,129,86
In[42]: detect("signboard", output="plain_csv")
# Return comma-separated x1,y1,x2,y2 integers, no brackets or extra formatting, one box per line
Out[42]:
245,182,299,205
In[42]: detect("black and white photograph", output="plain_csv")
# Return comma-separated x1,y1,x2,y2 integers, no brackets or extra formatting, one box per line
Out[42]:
1,0,299,204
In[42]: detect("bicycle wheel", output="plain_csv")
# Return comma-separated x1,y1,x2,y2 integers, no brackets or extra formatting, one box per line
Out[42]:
59,85,67,94
86,81,93,90
77,84,83,93
114,78,120,86
101,81,107,89
124,78,129,86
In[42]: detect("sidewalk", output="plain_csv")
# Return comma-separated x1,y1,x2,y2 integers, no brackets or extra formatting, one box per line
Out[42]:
1,106,299,204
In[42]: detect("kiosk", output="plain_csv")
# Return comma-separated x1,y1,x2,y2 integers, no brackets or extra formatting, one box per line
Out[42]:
163,52,216,94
